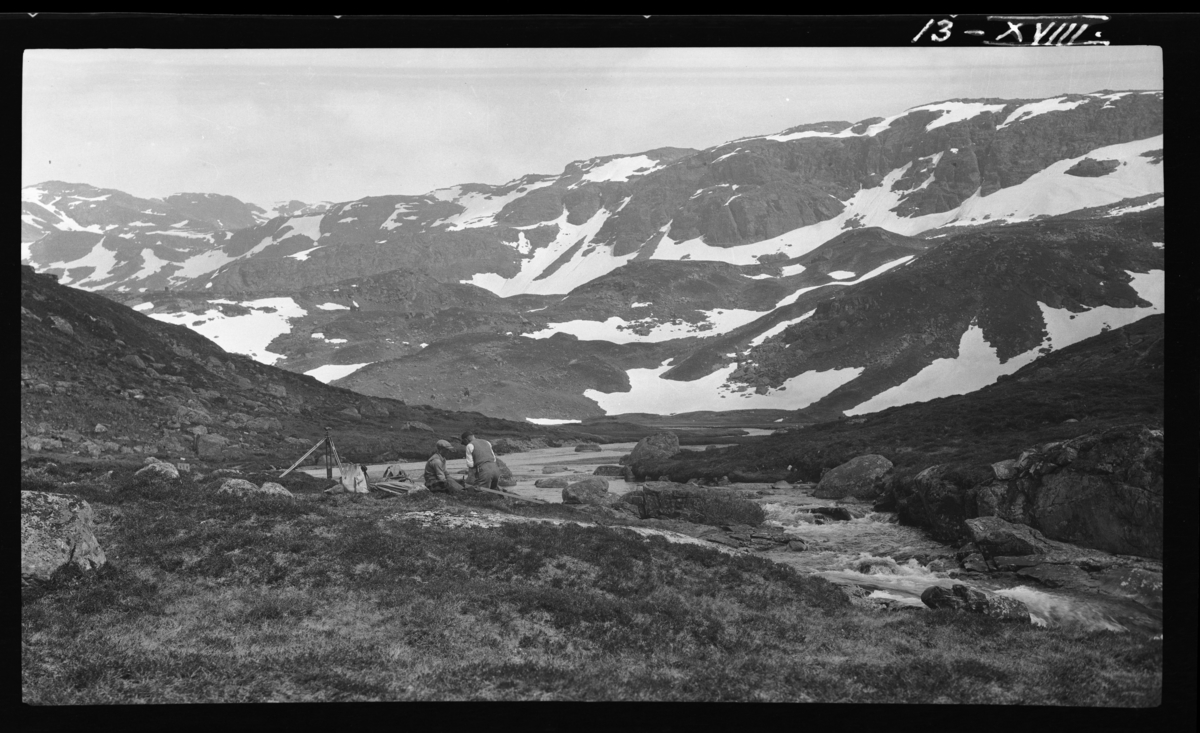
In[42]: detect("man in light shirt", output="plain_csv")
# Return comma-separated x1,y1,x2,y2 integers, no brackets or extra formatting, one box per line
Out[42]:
461,429,501,492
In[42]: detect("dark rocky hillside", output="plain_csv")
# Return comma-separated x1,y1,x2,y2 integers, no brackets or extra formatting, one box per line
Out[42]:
631,313,1164,484
721,209,1163,419
19,266,587,468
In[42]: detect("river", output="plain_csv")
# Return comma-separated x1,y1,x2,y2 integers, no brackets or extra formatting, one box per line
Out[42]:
298,442,1162,637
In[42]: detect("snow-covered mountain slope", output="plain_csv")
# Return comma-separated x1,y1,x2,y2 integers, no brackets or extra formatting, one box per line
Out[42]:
25,90,1165,423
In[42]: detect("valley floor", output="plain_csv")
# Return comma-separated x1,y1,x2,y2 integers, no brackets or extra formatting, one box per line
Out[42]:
21,460,1163,705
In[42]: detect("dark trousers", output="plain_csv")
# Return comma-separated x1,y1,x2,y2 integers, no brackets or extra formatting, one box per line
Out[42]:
472,461,501,491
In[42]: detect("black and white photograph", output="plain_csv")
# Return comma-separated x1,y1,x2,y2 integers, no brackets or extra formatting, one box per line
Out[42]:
18,15,1185,714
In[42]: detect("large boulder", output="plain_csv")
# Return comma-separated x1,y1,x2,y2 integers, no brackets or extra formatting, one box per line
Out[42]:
814,454,893,499
218,479,294,499
562,477,614,505
622,482,766,527
134,461,180,481
964,516,1049,558
21,491,107,583
495,458,517,488
195,433,230,459
629,432,680,465
920,584,1030,622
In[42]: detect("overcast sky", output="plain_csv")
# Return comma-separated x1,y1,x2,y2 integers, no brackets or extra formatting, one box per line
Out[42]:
23,47,1162,207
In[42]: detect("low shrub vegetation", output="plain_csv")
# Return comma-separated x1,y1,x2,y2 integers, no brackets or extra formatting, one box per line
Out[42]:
22,470,1162,704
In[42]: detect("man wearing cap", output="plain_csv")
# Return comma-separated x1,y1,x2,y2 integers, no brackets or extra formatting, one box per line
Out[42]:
461,429,501,492
424,439,465,494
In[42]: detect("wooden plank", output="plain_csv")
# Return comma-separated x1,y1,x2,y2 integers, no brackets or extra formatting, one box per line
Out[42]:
474,486,548,503
279,437,327,478
374,484,410,497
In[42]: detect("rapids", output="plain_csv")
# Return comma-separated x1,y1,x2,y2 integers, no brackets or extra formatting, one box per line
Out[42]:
299,442,1162,637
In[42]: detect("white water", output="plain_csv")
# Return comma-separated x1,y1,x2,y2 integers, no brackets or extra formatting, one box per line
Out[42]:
298,441,1161,636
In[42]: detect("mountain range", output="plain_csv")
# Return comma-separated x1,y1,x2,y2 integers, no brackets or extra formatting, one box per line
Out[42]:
21,89,1164,424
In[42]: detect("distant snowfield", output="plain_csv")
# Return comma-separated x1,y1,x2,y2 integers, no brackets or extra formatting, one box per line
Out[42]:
525,418,582,426
147,297,306,365
997,96,1088,130
304,363,371,383
131,248,170,281
918,101,1007,131
46,238,119,288
523,307,768,344
845,269,1164,416
585,361,863,415
434,177,558,231
463,207,630,296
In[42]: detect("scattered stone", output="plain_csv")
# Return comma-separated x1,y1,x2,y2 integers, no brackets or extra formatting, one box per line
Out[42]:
122,354,146,369
233,376,253,389
772,480,791,490
535,477,570,489
920,584,1030,622
49,315,75,336
814,454,893,499
717,476,731,486
135,461,180,481
705,445,719,451
21,491,107,583
399,421,433,432
593,465,625,477
810,506,854,521
267,384,288,398
218,478,294,499
574,443,602,452
787,540,808,552
188,426,208,436
541,466,566,474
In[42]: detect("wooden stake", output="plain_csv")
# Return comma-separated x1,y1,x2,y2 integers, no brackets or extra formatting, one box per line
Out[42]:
279,437,327,478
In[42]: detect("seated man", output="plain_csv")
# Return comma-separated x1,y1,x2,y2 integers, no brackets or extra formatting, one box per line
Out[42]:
424,439,465,494
461,429,501,492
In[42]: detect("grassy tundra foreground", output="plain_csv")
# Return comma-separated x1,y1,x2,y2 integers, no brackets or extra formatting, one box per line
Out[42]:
22,461,1161,705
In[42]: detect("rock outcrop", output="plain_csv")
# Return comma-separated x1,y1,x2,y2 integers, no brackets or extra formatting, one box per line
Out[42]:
920,584,1030,622
813,454,892,499
21,491,107,583
892,425,1163,559
621,482,765,527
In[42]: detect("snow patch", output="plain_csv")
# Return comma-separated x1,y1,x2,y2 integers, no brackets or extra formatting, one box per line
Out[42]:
525,418,582,426
585,362,863,415
748,310,816,347
524,306,770,344
132,302,154,312
434,178,557,231
914,101,1007,131
131,248,171,281
577,155,663,184
827,271,856,280
315,302,350,311
997,97,1088,130
146,297,307,366
304,363,371,383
